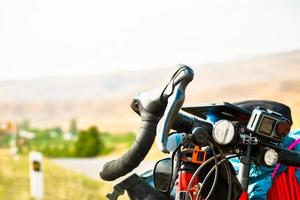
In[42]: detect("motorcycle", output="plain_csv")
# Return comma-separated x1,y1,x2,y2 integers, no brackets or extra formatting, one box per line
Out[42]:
100,65,300,200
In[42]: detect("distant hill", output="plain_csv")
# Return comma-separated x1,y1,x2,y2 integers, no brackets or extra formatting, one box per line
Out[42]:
1,51,300,132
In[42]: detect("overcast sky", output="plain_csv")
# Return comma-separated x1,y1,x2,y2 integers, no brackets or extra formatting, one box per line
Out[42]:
0,0,300,80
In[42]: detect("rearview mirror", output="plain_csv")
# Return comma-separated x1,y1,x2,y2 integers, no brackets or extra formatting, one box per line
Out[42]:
153,158,173,192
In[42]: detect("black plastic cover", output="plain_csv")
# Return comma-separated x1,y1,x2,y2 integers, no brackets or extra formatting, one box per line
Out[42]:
182,102,251,121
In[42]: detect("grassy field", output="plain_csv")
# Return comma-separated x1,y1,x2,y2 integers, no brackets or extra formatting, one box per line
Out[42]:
0,131,141,200
0,149,107,200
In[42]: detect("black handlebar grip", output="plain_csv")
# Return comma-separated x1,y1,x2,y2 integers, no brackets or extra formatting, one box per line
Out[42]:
278,148,300,167
99,112,160,181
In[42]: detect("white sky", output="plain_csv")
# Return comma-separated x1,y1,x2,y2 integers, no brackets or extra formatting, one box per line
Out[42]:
0,0,300,80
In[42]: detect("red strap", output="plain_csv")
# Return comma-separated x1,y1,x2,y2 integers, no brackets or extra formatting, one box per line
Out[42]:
268,166,300,199
268,138,300,200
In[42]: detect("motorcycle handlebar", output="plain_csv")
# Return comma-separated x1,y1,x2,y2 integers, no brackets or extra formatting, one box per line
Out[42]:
100,65,195,181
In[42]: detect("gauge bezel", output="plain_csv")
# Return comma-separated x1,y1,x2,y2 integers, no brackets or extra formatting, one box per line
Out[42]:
212,120,236,145
263,148,279,167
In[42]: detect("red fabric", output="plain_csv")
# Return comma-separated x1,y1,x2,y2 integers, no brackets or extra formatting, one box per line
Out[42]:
267,167,300,200
272,138,300,179
239,192,249,200
177,171,198,192
176,171,199,200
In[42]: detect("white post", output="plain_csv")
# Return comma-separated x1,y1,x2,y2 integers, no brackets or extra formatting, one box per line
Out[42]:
8,122,19,159
29,151,44,200
10,132,18,157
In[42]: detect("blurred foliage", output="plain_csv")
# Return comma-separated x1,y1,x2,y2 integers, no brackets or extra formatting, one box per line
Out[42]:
18,127,74,157
0,134,10,148
0,149,105,200
100,132,136,155
0,121,135,158
74,126,101,157
19,119,31,131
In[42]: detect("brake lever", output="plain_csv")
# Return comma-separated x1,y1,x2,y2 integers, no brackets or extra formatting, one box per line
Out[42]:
156,65,194,153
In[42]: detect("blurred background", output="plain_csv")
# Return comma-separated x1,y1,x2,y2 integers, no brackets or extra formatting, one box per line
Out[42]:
0,0,300,199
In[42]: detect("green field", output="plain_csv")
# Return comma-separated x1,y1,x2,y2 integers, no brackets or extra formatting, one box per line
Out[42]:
0,149,106,200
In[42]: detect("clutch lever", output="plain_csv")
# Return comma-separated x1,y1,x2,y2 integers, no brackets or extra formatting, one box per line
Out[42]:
156,65,194,153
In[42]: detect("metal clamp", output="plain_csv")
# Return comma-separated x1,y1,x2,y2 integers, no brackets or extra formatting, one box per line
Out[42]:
241,134,258,145
180,145,206,164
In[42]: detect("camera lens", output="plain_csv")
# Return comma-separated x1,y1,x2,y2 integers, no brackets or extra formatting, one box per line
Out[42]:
276,121,291,137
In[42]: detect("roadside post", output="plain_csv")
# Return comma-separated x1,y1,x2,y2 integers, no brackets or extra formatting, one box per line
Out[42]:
29,151,44,200
8,122,19,159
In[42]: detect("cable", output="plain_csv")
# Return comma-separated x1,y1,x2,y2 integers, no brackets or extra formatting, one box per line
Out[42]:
202,142,218,200
168,139,184,192
208,137,233,200
184,154,222,200
196,155,238,200
184,152,235,200
182,118,233,200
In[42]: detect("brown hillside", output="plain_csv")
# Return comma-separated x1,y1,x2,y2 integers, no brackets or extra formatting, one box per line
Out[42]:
0,51,299,132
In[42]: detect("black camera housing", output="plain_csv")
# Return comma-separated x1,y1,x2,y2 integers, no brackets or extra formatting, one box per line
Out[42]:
246,107,290,143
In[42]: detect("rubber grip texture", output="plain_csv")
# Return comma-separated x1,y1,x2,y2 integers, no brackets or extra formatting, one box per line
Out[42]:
100,112,160,181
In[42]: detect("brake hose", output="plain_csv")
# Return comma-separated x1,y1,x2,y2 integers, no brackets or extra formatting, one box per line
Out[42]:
185,135,233,200
208,137,233,200
183,141,219,200
196,155,238,200
200,142,219,199
185,154,222,200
